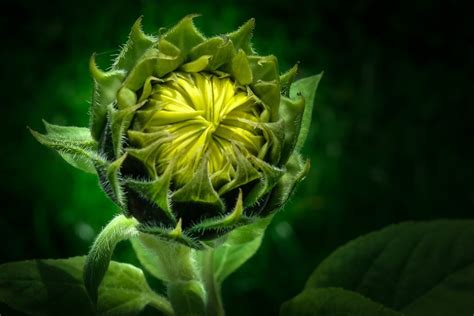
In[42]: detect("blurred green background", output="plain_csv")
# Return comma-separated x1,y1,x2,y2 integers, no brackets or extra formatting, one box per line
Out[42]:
1,0,473,315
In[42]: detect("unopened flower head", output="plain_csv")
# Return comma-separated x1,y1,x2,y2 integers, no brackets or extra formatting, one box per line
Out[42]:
129,72,268,189
31,15,320,248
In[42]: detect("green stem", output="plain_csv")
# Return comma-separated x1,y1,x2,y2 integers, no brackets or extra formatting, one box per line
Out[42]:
202,249,225,316
138,235,227,315
139,235,207,315
84,215,138,304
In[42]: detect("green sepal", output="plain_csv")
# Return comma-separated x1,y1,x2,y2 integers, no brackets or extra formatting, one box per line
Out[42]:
189,36,235,70
138,222,203,249
105,153,127,207
189,190,249,234
112,17,156,72
260,120,285,165
172,156,224,210
163,14,206,56
248,55,279,83
280,64,298,96
263,153,310,215
128,108,155,131
108,102,144,157
217,146,261,195
29,122,105,174
89,55,126,140
137,76,160,103
126,136,172,178
231,49,253,85
290,72,323,152
84,215,138,305
252,80,281,122
181,55,212,72
117,87,137,109
279,95,305,165
168,218,183,238
244,157,285,208
125,162,175,222
227,18,255,54
154,38,185,77
122,48,159,92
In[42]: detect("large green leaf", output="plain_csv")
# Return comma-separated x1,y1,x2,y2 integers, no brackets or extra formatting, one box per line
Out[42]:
280,287,402,316
0,257,172,316
130,236,171,282
289,73,323,152
212,216,273,283
167,280,207,316
96,259,172,316
283,220,474,316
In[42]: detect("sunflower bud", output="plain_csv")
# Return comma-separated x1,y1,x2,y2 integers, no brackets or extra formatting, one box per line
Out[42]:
31,15,322,248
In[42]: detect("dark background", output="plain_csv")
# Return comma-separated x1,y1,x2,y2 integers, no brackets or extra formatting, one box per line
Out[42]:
1,0,473,315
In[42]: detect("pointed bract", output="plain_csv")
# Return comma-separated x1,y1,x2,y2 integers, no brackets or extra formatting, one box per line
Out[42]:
172,157,224,210
154,39,184,77
280,64,299,96
262,153,310,215
169,218,183,238
231,50,253,85
163,15,206,55
248,55,279,83
106,153,127,206
290,72,323,152
227,18,255,54
122,49,160,91
217,146,261,195
252,81,281,121
189,37,235,70
126,161,175,222
113,17,156,72
181,55,212,72
244,157,285,207
89,55,126,140
109,102,144,157
279,95,305,165
189,190,248,233
260,120,285,165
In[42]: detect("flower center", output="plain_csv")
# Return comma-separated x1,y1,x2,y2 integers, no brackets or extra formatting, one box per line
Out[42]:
130,72,268,188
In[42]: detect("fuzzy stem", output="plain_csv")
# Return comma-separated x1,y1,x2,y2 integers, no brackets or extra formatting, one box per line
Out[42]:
138,235,207,315
202,249,225,316
138,235,228,315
